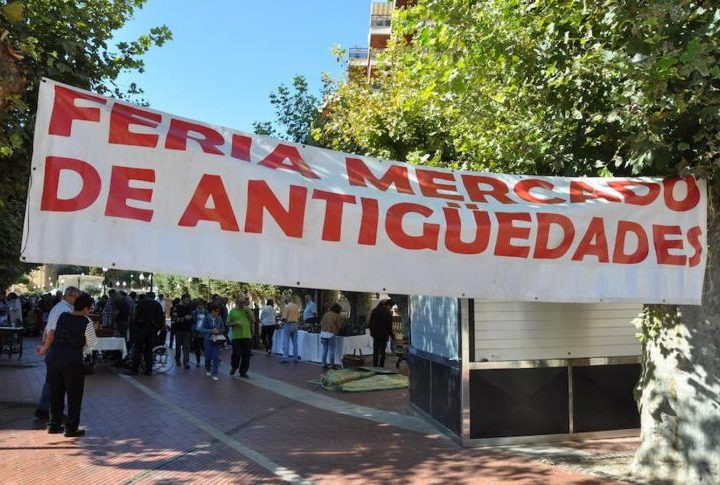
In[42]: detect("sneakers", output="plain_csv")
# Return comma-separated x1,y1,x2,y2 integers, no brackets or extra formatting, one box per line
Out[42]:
205,371,211,377
212,376,219,381
64,429,86,438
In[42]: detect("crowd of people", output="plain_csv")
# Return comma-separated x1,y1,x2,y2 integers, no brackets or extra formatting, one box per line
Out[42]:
2,286,399,438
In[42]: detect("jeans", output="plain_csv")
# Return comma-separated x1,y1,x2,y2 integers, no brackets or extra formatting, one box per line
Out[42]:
204,338,220,377
192,334,203,365
261,325,275,352
47,363,85,431
373,336,389,367
231,338,252,375
37,378,51,412
282,323,299,360
174,330,192,366
321,335,336,366
131,326,155,373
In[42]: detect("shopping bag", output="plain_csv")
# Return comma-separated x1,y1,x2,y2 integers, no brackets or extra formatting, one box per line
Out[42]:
342,349,366,367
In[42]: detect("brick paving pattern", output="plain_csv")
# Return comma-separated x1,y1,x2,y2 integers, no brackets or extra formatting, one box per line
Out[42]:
0,339,633,484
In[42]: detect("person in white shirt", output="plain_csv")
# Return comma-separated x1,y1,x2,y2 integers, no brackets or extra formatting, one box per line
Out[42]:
37,292,97,437
260,299,277,354
35,287,81,419
6,293,22,325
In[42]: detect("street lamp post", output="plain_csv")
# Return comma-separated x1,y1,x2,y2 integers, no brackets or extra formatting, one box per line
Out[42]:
101,267,108,295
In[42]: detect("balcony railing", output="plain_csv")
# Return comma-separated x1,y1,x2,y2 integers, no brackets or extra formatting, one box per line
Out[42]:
370,14,392,28
348,47,369,60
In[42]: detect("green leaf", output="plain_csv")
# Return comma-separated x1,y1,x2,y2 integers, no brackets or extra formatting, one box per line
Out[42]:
1,1,24,22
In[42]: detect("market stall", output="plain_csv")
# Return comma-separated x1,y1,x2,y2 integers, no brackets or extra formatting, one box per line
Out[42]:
92,337,128,358
409,295,643,446
271,328,387,366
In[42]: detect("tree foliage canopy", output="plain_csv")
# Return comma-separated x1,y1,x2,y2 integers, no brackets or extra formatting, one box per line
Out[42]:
253,74,334,145
0,0,171,288
317,0,719,183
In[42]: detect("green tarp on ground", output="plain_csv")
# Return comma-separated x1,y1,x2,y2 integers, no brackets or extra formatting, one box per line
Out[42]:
311,367,409,393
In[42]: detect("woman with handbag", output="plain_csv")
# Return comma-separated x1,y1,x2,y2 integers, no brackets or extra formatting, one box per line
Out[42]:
320,304,343,370
196,302,225,380
36,293,97,437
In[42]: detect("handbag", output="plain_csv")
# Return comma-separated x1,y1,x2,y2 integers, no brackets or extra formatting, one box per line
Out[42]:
342,349,366,367
211,334,226,343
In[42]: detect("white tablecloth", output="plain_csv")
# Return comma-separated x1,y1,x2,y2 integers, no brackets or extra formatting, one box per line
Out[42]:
93,337,128,358
272,329,388,365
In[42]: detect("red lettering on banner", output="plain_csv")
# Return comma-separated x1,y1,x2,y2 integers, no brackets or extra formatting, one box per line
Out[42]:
109,103,161,147
385,203,439,250
178,175,239,231
494,212,531,258
653,225,686,265
607,180,660,206
572,217,609,262
687,226,703,268
612,221,649,264
663,176,701,212
165,119,225,155
570,180,622,203
244,181,307,237
230,134,252,161
346,157,413,194
48,85,106,136
105,166,155,222
358,197,379,246
40,156,101,212
443,208,491,254
258,144,319,179
312,190,356,242
462,175,515,204
533,213,575,259
514,179,564,205
416,169,464,201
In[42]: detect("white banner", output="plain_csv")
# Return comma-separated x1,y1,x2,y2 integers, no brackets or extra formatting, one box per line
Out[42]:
22,79,708,304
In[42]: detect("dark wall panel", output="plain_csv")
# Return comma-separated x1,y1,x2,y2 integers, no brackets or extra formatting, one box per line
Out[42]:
470,368,569,439
573,364,641,432
409,353,431,414
431,362,461,435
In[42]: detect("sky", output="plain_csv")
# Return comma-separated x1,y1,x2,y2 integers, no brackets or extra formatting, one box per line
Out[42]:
114,0,370,134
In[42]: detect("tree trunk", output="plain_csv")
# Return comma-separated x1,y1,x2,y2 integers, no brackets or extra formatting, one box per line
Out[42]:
632,192,720,484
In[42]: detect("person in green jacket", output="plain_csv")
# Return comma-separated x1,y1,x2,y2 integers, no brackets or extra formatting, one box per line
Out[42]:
227,295,255,377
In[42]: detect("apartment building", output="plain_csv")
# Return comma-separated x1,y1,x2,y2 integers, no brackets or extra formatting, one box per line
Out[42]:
348,1,415,82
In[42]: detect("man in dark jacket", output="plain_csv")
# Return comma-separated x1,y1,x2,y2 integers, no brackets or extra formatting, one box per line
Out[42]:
172,294,194,369
128,292,165,375
368,300,394,367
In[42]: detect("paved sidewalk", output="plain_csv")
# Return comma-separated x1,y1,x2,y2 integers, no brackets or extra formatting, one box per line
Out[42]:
0,340,633,484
